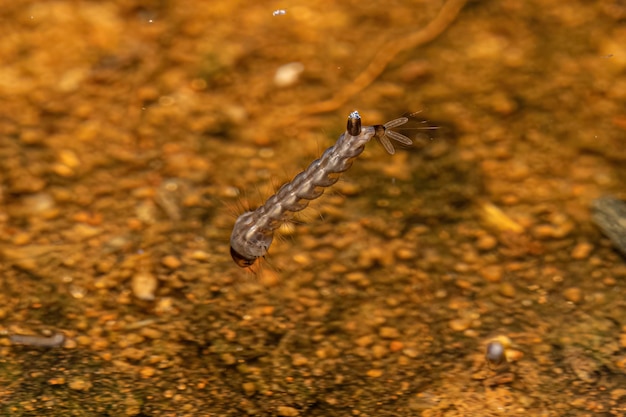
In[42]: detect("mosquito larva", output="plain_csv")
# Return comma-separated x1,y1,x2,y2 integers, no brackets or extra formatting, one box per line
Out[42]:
230,111,412,267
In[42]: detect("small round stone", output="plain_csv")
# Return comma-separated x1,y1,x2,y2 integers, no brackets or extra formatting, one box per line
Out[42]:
242,382,257,395
291,354,309,366
366,369,383,378
379,326,400,339
161,255,182,269
68,377,93,391
481,265,503,282
563,287,582,303
355,335,374,347
571,242,593,260
449,318,471,332
121,347,145,361
277,406,300,416
486,341,505,366
499,282,516,298
131,272,158,301
389,340,404,352
140,367,157,378
476,234,498,250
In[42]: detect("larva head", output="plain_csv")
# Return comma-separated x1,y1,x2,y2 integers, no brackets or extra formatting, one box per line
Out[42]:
230,246,257,268
230,211,274,267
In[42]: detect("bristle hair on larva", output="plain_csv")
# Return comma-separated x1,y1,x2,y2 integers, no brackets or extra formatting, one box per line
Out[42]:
230,111,411,267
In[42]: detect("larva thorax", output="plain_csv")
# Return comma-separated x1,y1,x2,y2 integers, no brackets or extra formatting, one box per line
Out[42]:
230,111,411,267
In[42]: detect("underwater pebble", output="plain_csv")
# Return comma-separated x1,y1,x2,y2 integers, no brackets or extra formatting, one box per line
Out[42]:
499,282,516,298
485,336,515,367
372,345,388,359
189,250,210,262
611,388,626,401
395,247,416,260
63,339,78,349
481,265,503,282
22,192,55,214
52,162,75,177
389,340,404,352
121,347,146,361
346,271,367,282
20,128,45,144
355,335,374,347
221,353,236,365
479,201,524,233
273,62,304,88
276,406,300,416
476,234,498,250
357,246,393,268
70,223,101,239
449,318,471,332
291,354,309,366
131,272,158,301
58,149,81,168
140,366,157,378
571,242,593,260
366,369,383,378
533,219,574,239
242,381,256,395
117,334,145,348
485,340,506,367
161,255,181,269
139,327,163,339
379,327,400,339
76,335,92,346
292,253,312,267
68,377,92,391
11,232,31,246
48,377,66,385
403,348,419,358
563,287,582,303
505,348,524,363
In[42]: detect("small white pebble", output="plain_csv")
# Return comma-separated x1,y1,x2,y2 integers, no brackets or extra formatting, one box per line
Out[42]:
485,335,512,368
486,341,505,366
273,62,304,88
272,9,286,16
131,272,158,301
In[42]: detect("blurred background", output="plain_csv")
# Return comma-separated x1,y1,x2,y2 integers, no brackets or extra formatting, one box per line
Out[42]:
1,0,625,415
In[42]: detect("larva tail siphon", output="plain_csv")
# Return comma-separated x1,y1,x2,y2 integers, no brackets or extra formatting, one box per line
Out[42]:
230,111,411,267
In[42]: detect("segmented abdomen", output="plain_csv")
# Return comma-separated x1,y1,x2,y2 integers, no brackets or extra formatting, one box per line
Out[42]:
229,111,410,267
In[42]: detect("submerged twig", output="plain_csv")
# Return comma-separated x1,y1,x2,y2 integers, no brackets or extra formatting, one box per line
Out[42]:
300,0,467,116
592,196,626,257
9,332,66,348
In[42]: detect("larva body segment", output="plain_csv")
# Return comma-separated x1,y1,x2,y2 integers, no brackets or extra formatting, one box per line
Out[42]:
230,111,411,267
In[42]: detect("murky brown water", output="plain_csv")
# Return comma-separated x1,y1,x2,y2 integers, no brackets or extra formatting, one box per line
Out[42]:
1,0,626,415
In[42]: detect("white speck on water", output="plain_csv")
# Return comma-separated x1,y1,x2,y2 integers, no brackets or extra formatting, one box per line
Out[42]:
272,9,286,16
273,62,304,87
